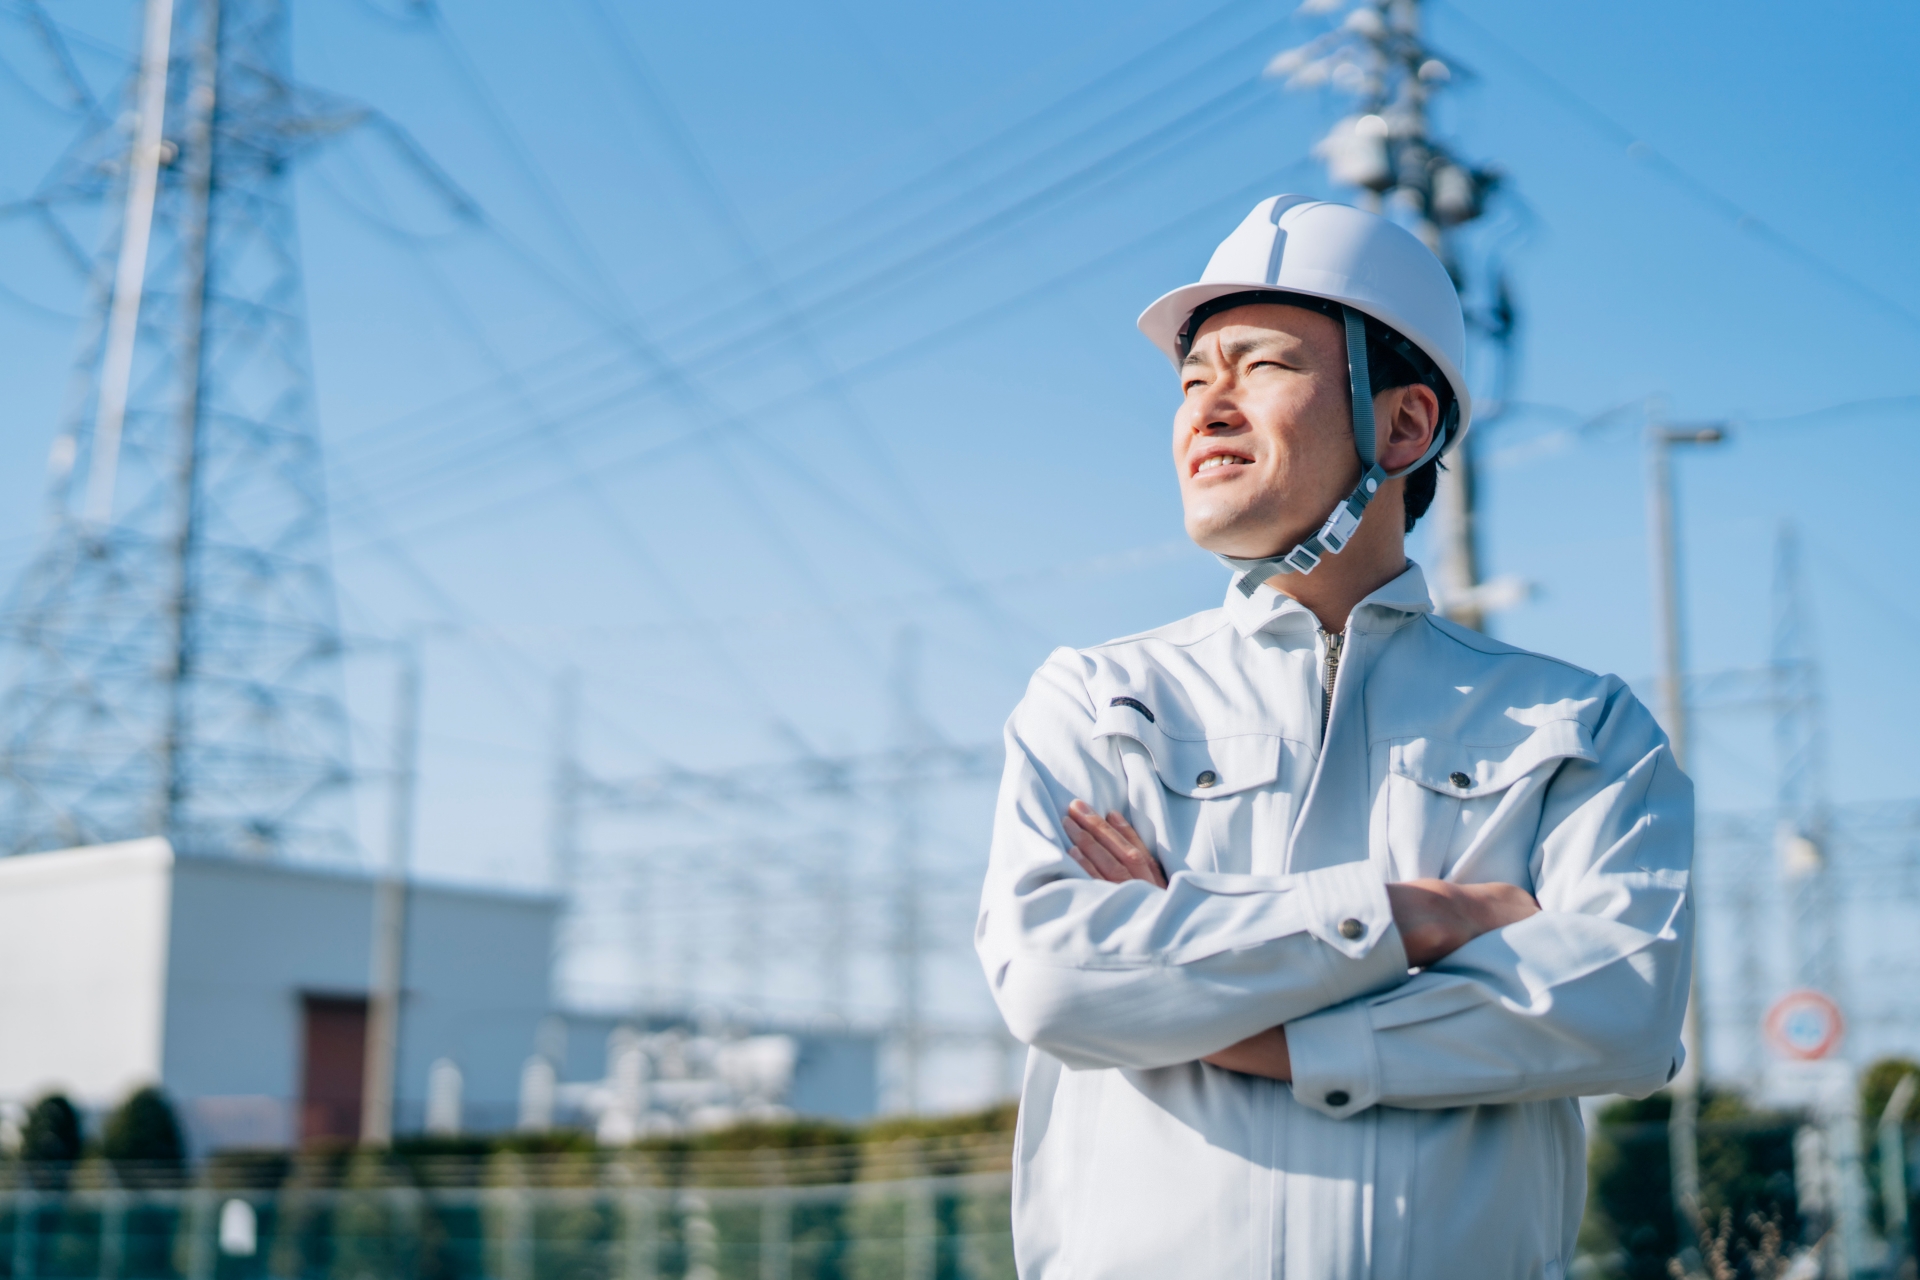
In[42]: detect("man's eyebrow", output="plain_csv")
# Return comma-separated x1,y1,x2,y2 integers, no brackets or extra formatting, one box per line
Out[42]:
1182,334,1293,370
1217,335,1292,364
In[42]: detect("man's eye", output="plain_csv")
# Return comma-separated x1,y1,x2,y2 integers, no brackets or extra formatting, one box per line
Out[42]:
1182,379,1207,394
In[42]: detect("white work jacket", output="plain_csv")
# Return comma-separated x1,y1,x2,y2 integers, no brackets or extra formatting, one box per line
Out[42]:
976,562,1693,1280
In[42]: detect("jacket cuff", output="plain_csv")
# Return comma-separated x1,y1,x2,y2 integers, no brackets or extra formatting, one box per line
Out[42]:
1286,996,1380,1119
1301,859,1406,972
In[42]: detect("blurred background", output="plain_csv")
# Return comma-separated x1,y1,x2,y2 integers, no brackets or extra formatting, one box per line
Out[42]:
0,0,1915,1275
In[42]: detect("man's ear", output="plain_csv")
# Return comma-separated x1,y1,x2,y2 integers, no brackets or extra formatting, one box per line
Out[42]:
1380,384,1440,472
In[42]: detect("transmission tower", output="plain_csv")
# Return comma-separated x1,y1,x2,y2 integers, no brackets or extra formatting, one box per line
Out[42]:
1771,524,1842,1006
1270,0,1516,630
0,0,356,860
555,650,1001,1111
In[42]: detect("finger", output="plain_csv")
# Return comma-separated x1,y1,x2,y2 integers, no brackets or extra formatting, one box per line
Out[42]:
1063,842,1099,878
1105,813,1167,886
1091,809,1165,886
1067,802,1163,886
1063,810,1132,882
1072,807,1147,881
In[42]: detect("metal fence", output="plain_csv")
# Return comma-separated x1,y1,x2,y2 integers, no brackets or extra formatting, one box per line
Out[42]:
0,1138,1017,1280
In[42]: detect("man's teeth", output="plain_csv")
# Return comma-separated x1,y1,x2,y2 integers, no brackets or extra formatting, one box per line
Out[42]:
1197,455,1247,471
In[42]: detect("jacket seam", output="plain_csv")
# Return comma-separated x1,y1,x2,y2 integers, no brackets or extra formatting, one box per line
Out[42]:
1422,614,1606,679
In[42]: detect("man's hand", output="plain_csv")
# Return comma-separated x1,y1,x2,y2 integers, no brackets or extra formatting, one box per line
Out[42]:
1063,799,1167,888
1387,879,1540,968
1061,799,1540,966
1060,797,1541,1080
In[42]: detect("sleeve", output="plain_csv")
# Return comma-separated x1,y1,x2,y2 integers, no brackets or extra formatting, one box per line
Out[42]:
1285,680,1694,1118
974,648,1412,1072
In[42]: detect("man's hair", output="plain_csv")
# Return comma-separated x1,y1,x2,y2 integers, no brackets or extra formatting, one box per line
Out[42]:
1178,291,1454,532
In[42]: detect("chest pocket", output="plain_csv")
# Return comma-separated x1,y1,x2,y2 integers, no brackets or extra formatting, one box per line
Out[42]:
1385,719,1597,885
1091,699,1283,875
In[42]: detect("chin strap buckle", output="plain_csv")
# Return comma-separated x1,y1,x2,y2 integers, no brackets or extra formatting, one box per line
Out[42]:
1314,466,1384,556
1218,464,1387,593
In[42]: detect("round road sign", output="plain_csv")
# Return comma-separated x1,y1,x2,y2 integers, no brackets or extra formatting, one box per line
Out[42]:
1764,989,1845,1061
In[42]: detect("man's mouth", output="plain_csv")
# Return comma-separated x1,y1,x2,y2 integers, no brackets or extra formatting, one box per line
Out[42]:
1194,453,1253,475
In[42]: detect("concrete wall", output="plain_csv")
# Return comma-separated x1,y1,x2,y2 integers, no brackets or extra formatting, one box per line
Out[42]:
389,879,557,1134
162,856,381,1146
0,840,559,1149
0,839,173,1106
164,857,559,1147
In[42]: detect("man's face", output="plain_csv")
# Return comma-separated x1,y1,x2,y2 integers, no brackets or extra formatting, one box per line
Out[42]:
1173,303,1360,560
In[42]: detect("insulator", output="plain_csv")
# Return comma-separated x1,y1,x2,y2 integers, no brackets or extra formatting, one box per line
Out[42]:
1266,45,1316,77
1431,162,1482,225
1342,6,1386,36
1315,115,1393,191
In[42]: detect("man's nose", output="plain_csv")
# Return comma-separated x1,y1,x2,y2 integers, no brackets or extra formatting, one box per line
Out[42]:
1188,382,1242,432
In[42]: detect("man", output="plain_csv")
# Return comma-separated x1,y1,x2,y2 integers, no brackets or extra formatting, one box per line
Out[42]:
975,196,1693,1279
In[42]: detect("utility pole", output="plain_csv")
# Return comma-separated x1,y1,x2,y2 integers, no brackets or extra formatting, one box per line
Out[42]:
362,640,422,1144
1645,419,1725,1252
1271,0,1516,631
0,0,359,861
549,667,583,897
890,628,929,1114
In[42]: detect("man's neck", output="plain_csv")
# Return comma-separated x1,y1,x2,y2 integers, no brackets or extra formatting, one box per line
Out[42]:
1264,531,1409,634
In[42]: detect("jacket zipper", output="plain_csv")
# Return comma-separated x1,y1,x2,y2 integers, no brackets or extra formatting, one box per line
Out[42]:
1319,628,1345,747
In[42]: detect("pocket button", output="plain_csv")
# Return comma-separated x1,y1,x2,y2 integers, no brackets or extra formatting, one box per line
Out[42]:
1448,771,1473,790
1194,770,1218,789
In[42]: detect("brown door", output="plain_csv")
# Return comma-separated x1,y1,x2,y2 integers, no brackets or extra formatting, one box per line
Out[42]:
299,995,367,1144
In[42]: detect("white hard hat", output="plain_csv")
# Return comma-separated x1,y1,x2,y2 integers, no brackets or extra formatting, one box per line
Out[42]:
1138,195,1472,590
1138,194,1471,436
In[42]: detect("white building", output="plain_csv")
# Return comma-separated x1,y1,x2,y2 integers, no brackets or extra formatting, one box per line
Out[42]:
0,838,557,1150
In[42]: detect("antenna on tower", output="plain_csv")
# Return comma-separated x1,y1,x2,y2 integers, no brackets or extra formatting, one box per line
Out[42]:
1270,0,1518,631
0,0,359,861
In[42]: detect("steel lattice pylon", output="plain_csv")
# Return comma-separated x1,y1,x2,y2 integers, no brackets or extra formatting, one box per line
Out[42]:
0,0,355,861
1771,524,1841,1003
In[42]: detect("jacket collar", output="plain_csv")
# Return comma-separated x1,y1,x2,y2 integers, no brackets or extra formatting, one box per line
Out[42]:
1222,560,1436,638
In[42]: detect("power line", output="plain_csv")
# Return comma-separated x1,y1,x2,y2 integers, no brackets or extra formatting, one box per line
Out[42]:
327,74,1281,520
324,143,866,742
383,1,1045,662
336,164,1310,559
1431,0,1920,336
315,0,1287,465
574,0,1003,602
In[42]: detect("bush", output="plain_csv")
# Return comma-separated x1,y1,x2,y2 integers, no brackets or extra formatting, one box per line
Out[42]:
1581,1090,1800,1280
19,1093,83,1192
21,1094,82,1163
102,1086,186,1173
1861,1056,1920,1239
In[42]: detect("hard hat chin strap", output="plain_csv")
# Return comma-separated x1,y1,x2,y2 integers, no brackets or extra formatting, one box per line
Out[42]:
1216,307,1449,597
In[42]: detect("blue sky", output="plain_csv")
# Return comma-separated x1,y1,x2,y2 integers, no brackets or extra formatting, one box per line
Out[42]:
2,0,1916,1092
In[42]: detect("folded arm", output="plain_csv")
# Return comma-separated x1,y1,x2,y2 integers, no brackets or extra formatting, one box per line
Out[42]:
974,653,1412,1071
1061,801,1539,1078
1285,684,1694,1117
